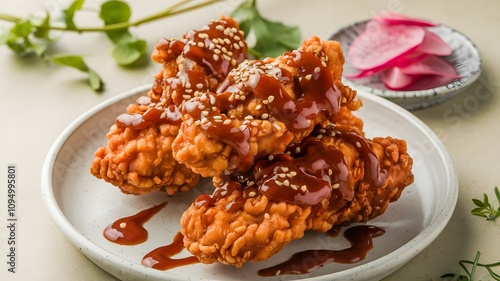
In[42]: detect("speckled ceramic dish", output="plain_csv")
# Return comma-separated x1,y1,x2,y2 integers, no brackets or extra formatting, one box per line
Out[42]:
330,20,482,110
41,85,458,281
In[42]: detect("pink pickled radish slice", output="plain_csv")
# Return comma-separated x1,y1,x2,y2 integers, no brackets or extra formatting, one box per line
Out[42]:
373,11,438,27
416,30,452,56
381,67,419,90
400,55,461,78
348,22,425,70
346,52,427,79
405,75,457,90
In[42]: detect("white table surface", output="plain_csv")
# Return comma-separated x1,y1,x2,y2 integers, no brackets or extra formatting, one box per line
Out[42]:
1,0,499,280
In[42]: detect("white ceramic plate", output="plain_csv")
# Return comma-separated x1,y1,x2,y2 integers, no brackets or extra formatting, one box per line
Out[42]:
330,20,482,110
42,85,458,281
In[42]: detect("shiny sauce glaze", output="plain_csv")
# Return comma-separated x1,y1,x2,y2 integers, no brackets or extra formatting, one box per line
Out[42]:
103,202,168,245
141,232,200,270
194,123,387,210
183,50,342,172
116,17,247,130
258,225,385,276
255,136,351,205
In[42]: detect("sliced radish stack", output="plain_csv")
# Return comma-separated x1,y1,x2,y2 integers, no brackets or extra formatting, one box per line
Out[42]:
347,12,460,90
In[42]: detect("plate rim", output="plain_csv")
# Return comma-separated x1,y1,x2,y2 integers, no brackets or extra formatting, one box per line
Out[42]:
41,85,458,281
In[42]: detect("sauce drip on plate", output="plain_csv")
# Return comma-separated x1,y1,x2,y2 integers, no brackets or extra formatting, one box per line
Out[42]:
142,232,200,270
103,202,168,245
258,225,385,276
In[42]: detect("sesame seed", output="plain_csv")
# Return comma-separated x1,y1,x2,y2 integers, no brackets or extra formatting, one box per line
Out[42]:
215,24,224,31
316,134,324,140
275,270,281,276
251,121,259,126
223,119,231,125
278,173,286,179
261,113,269,119
275,180,283,186
213,54,219,61
234,35,241,41
183,94,191,100
244,115,254,120
283,180,290,186
213,115,222,120
233,43,240,50
196,83,204,89
300,185,307,192
281,167,289,172
268,155,274,161
224,38,231,45
291,185,298,190
328,169,333,176
305,74,312,80
295,147,301,153
273,123,281,131
248,181,255,186
255,104,262,110
198,33,208,39
267,95,275,103
356,141,361,148
119,222,126,228
248,191,256,197
197,42,204,48
332,183,340,189
290,171,297,176
214,48,221,54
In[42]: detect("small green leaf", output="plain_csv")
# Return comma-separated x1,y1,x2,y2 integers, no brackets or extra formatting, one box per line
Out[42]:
472,198,485,208
11,20,33,37
112,37,147,66
32,13,51,39
52,54,104,91
494,186,500,203
99,0,132,44
63,0,85,30
231,0,300,58
483,193,490,207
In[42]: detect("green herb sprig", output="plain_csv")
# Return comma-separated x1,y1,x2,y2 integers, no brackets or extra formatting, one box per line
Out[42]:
441,251,500,281
471,186,500,221
231,0,300,58
0,0,300,92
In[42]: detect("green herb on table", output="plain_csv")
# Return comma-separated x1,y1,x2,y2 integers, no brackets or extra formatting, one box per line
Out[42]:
0,0,300,92
231,0,300,58
441,251,500,280
471,186,500,221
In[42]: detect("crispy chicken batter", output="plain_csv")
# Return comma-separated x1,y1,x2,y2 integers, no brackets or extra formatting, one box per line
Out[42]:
181,124,413,267
90,17,247,194
172,37,361,177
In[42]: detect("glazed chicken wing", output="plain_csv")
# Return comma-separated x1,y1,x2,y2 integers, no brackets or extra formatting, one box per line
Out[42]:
90,17,248,194
172,36,361,177
181,124,413,267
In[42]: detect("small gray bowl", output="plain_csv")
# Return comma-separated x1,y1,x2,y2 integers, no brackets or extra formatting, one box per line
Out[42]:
330,20,482,110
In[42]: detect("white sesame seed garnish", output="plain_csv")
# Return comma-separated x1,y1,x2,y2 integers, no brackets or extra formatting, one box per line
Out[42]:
278,173,286,179
264,213,270,219
196,83,204,89
261,113,269,119
328,169,333,176
213,54,219,61
268,155,274,161
305,74,312,80
119,222,126,229
197,42,204,48
223,119,231,125
283,180,290,186
273,123,281,131
300,185,307,192
248,191,256,197
295,147,301,154
281,167,289,172
275,180,283,186
332,183,340,189
356,141,362,148
267,95,275,103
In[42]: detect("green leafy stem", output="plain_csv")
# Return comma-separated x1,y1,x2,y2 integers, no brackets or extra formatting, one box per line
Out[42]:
471,186,500,221
441,251,500,281
0,0,300,92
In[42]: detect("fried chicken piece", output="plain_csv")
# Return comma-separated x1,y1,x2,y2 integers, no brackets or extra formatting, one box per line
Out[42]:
172,36,361,177
181,124,413,267
90,17,248,194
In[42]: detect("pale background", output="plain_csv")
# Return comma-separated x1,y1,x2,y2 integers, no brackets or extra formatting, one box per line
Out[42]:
0,0,499,280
